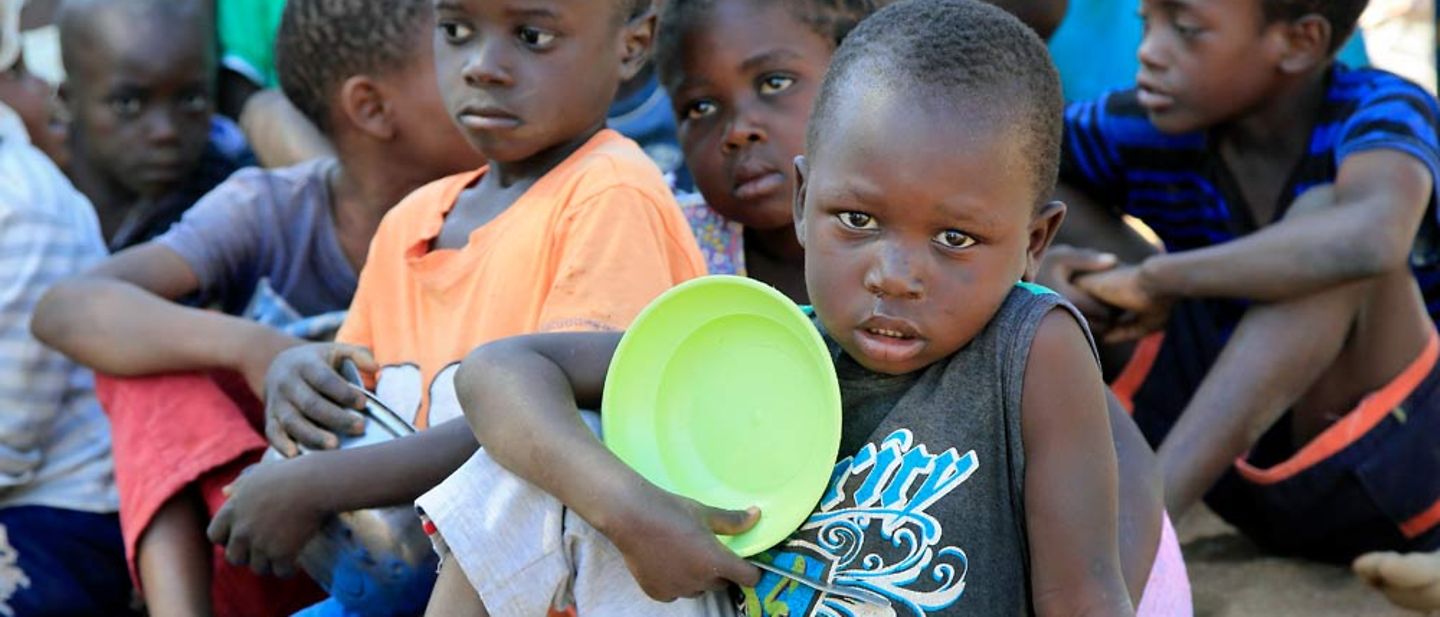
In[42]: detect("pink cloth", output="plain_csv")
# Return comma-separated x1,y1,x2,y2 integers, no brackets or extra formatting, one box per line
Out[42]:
97,372,323,617
1137,513,1193,616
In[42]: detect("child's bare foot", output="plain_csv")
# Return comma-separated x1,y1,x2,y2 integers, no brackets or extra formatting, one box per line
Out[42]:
1355,550,1440,611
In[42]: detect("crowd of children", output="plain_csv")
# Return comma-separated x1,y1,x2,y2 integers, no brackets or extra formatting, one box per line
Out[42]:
4,0,1440,614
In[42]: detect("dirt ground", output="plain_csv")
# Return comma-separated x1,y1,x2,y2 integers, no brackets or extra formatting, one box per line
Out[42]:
1178,508,1429,616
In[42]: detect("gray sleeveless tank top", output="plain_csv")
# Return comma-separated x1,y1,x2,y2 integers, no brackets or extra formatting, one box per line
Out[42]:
741,283,1098,617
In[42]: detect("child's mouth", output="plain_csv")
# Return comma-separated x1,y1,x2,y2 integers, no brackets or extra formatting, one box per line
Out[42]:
732,170,786,202
867,327,913,340
854,317,926,365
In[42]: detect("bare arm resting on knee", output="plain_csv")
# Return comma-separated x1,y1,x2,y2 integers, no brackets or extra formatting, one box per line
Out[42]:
1085,150,1434,305
1116,151,1437,515
31,244,300,394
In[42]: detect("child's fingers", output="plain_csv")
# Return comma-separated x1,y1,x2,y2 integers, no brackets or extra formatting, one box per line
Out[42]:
206,502,233,546
300,359,370,417
249,551,274,578
264,408,303,457
717,553,762,588
336,344,379,374
224,534,251,567
703,505,760,536
278,408,342,451
269,387,342,451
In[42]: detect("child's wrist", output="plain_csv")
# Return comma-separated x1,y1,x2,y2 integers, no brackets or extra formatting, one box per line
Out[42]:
1135,256,1170,301
586,472,663,545
231,325,301,373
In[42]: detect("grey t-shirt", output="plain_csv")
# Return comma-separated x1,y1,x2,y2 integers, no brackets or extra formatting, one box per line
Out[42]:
155,158,358,317
742,284,1098,617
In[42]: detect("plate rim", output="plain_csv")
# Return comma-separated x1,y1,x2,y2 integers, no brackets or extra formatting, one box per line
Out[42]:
601,275,842,556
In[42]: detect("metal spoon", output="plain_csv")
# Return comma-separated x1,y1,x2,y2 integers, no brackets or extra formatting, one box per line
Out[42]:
748,559,892,608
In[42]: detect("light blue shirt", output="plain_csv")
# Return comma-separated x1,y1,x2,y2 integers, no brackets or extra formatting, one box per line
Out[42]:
0,102,116,513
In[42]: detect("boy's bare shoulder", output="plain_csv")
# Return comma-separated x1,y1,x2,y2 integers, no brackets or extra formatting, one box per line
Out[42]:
1022,306,1105,420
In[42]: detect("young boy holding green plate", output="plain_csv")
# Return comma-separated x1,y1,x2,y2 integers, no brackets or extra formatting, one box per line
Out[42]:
420,1,1163,615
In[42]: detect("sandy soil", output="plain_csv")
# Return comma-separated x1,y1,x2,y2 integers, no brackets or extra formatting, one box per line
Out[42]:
1178,508,1429,616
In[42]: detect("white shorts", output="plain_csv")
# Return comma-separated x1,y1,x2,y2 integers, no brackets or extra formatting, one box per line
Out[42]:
415,413,735,617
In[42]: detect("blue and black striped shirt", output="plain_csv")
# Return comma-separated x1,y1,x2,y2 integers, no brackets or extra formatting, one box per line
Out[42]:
1062,64,1440,323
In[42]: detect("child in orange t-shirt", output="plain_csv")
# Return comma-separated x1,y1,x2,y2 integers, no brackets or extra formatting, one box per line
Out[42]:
203,0,704,612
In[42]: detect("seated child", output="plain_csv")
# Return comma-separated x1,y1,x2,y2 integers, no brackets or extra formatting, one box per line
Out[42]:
56,0,249,250
30,0,485,614
1053,0,1440,563
204,0,706,612
650,0,1182,609
422,1,1178,615
0,13,132,612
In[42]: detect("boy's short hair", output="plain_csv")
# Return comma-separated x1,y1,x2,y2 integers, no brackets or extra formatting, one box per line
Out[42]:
654,0,891,87
275,0,433,134
58,0,207,72
619,0,652,21
807,0,1062,204
1261,0,1368,54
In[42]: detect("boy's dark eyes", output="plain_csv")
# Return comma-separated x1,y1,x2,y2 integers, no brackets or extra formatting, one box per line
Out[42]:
180,92,210,113
758,74,796,96
837,212,876,230
438,21,473,43
107,96,142,118
934,230,976,249
1173,21,1203,38
516,25,557,48
683,99,718,121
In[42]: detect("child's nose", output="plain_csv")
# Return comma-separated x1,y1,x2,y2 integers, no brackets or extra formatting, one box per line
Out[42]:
721,105,767,153
864,245,925,300
463,39,514,88
142,108,180,145
1137,30,1167,72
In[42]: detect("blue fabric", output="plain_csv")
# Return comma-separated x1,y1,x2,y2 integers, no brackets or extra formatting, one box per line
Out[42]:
607,72,693,192
0,506,138,616
1048,0,1142,103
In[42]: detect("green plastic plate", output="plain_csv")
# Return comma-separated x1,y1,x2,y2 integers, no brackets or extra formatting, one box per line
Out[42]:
602,276,842,556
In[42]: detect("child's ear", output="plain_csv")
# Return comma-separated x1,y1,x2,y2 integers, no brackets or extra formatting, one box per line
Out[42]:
793,155,809,248
1277,14,1330,75
1024,201,1066,281
618,10,657,82
338,76,395,140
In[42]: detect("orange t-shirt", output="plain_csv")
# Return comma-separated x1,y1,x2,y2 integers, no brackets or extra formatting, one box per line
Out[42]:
337,130,706,429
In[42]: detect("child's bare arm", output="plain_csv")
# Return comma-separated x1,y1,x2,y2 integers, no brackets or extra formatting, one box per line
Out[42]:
1091,150,1431,304
458,333,761,600
1023,310,1134,617
32,244,299,394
